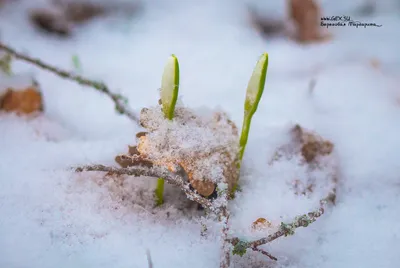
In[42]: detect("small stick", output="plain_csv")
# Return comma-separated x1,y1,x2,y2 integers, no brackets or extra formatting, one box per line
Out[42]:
0,42,139,123
75,164,219,214
251,247,277,261
229,205,325,256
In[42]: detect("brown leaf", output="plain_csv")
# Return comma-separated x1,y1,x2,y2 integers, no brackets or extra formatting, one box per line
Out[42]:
120,107,239,198
252,218,273,231
30,9,71,36
270,124,338,199
289,0,330,43
0,86,43,115
291,124,334,163
30,1,141,37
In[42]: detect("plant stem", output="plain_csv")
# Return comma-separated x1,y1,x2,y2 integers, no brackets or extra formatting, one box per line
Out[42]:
155,54,180,205
238,115,251,164
155,178,165,206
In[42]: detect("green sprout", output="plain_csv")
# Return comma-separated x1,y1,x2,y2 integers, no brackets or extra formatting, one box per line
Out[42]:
232,53,268,194
239,53,269,162
155,54,180,206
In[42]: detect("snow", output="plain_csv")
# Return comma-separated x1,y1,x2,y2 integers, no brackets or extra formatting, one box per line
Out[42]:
137,105,238,189
1,0,400,267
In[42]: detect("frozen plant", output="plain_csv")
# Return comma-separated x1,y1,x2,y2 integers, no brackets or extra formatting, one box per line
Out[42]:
0,42,337,266
113,53,268,206
155,54,180,205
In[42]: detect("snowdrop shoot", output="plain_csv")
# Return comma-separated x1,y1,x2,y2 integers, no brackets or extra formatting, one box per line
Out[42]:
238,53,268,165
155,54,180,205
160,54,180,120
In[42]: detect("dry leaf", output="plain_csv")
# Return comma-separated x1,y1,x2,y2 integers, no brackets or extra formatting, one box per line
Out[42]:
30,1,141,37
289,0,330,43
116,106,239,197
0,86,43,115
30,8,71,36
251,218,273,231
269,124,337,200
291,124,334,163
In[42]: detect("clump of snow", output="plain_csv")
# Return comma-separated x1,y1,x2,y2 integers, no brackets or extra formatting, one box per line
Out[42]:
138,104,239,192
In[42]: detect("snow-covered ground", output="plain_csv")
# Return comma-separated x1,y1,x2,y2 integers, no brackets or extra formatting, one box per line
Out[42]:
1,0,400,267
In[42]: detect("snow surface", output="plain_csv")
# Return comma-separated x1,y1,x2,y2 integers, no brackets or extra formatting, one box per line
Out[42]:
1,0,400,267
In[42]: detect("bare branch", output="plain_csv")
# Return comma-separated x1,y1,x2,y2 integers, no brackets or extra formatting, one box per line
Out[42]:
0,42,139,123
251,247,277,261
74,164,219,214
229,205,325,258
228,169,337,261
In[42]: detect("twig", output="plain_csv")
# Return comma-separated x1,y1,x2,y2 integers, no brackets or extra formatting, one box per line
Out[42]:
77,164,235,266
228,167,338,261
75,164,219,214
0,42,139,122
229,205,325,257
251,247,277,261
75,158,337,265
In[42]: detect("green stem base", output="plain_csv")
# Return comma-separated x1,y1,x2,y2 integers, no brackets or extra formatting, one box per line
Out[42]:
155,178,165,206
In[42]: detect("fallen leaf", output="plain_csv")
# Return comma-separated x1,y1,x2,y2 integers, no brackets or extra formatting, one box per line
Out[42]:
289,0,330,43
0,86,43,115
252,218,273,231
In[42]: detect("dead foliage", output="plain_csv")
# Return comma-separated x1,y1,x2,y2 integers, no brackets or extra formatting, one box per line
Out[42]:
30,0,141,37
30,8,71,36
247,0,330,43
247,6,286,38
115,105,240,198
251,217,273,231
289,0,330,43
0,84,43,115
270,124,337,203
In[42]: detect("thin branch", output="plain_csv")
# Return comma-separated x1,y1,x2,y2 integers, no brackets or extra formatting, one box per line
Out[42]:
251,247,277,261
75,164,219,214
229,205,325,257
229,172,337,260
0,42,139,122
